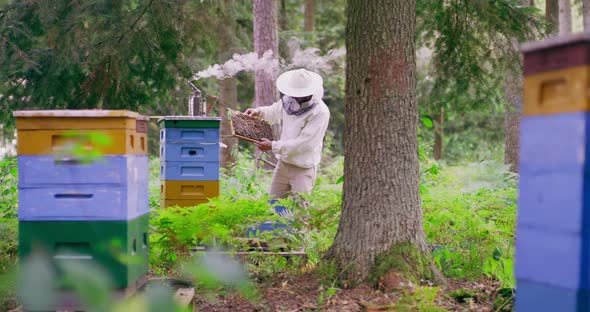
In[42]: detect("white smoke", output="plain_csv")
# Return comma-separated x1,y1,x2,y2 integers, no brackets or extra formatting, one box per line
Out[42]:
285,37,346,73
191,37,346,81
192,50,279,80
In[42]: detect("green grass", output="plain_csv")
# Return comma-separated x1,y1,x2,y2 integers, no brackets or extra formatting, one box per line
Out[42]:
423,161,517,287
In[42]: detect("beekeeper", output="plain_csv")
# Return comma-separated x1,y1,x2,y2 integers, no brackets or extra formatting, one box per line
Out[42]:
245,68,330,199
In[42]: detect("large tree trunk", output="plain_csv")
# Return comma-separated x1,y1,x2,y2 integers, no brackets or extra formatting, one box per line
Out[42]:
328,0,429,283
504,68,521,173
278,0,290,61
218,0,238,168
304,0,315,32
254,0,278,107
546,0,559,35
280,0,288,31
503,0,529,174
558,0,572,34
254,0,279,168
584,0,590,31
433,108,444,161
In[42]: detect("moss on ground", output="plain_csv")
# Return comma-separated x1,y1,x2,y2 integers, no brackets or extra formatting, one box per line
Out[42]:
368,242,433,286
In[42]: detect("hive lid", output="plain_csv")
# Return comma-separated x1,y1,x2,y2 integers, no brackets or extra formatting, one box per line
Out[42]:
521,33,590,75
521,32,590,53
157,116,222,122
13,110,149,120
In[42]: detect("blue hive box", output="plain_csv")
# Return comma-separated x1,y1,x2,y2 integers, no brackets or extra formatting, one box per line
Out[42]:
160,142,219,162
518,112,590,259
18,185,149,221
515,226,590,290
160,127,220,143
518,170,590,234
519,112,590,173
19,155,147,185
160,161,219,181
516,280,589,312
18,155,149,221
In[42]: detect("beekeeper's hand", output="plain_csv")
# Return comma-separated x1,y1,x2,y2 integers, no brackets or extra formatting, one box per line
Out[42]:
255,138,272,151
244,108,259,117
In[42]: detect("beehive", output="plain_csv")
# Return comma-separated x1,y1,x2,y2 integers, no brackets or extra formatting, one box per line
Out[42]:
159,116,221,208
517,33,590,311
13,110,150,309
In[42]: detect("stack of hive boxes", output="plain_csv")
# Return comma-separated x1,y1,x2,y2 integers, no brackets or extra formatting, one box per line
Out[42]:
517,34,590,311
159,116,221,208
14,110,150,309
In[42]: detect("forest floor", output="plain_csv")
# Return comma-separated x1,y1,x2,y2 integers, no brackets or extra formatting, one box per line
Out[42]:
192,273,505,311
1,275,502,312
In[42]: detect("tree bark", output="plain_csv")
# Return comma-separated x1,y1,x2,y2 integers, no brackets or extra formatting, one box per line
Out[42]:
433,108,444,161
254,0,278,107
328,0,428,283
254,0,279,168
558,0,572,34
280,0,288,31
304,0,315,32
503,0,529,174
504,68,521,174
546,0,559,35
278,0,290,61
217,0,238,169
584,0,590,31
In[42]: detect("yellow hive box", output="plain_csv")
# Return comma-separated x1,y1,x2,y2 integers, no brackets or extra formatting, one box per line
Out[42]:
160,180,220,199
17,129,147,155
160,199,209,209
524,65,590,116
13,110,149,155
14,110,149,130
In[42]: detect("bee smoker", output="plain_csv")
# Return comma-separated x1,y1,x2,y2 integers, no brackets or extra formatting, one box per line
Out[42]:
188,81,205,116
188,81,218,117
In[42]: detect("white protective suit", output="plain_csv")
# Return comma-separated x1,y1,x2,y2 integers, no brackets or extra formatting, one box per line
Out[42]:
253,88,330,198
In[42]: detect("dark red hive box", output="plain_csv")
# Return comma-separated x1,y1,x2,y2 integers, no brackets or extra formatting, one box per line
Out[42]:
523,33,590,76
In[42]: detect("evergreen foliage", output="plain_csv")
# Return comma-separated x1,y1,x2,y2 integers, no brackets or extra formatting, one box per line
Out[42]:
417,0,547,110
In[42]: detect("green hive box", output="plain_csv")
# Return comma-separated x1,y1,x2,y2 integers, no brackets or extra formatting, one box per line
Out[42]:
158,116,221,128
18,213,149,289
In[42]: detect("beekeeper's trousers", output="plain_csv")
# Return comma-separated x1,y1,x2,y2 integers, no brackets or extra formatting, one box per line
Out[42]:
269,160,317,200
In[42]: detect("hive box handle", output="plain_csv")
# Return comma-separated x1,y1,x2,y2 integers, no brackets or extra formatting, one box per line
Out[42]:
54,242,92,260
54,193,94,199
53,254,93,260
539,78,566,108
54,157,82,165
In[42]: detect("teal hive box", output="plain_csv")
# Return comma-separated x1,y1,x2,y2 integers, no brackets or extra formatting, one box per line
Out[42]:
18,213,149,289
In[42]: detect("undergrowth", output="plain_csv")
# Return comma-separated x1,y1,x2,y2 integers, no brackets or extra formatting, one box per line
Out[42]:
0,157,18,311
149,149,517,289
149,151,343,277
0,157,17,272
0,146,518,309
423,161,517,287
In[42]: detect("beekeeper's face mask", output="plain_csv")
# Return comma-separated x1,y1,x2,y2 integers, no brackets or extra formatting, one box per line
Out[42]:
281,94,315,116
